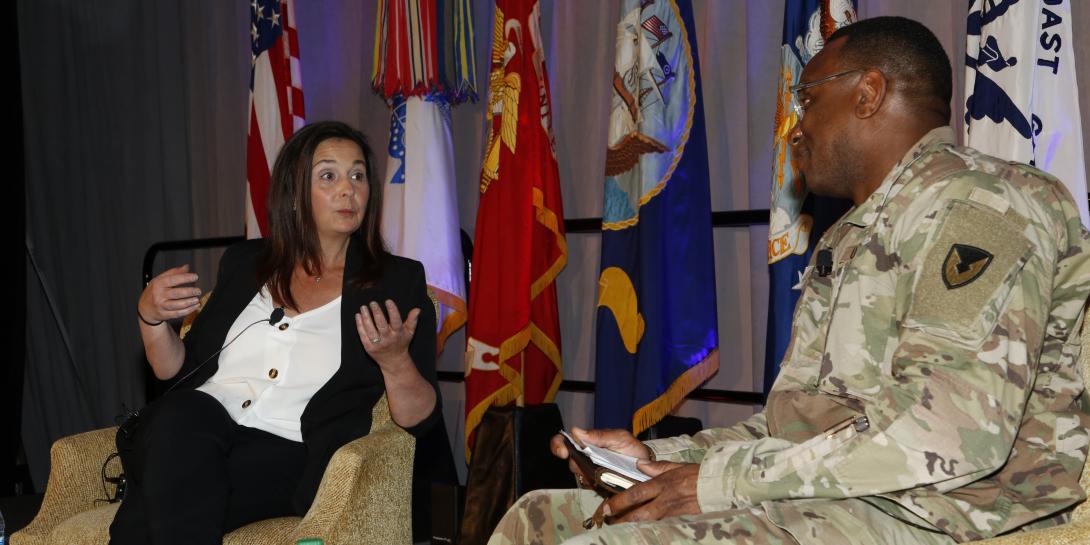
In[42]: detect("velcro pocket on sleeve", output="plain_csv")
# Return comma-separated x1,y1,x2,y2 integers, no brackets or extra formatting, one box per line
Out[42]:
904,200,1033,345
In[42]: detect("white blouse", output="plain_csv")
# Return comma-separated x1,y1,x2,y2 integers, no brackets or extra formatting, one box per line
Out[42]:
196,286,342,442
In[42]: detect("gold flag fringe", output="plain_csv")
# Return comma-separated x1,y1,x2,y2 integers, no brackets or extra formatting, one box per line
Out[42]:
631,348,719,437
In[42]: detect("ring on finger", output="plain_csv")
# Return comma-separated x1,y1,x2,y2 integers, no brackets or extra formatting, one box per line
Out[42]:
371,337,381,343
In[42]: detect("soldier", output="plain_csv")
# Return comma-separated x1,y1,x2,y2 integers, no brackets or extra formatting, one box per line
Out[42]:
487,16,1090,545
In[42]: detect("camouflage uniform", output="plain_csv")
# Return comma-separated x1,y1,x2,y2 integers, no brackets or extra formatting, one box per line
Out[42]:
488,127,1090,545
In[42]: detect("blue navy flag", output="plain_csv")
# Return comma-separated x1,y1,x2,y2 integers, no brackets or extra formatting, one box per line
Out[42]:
763,0,855,394
964,0,1088,226
594,0,718,435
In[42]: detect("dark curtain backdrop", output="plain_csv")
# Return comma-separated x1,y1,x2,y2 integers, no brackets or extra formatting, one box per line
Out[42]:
23,0,190,488
19,0,1090,489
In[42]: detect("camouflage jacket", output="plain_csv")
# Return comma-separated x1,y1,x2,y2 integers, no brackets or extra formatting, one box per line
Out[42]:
646,127,1090,542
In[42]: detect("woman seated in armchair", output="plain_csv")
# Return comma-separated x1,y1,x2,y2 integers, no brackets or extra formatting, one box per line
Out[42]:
111,121,439,545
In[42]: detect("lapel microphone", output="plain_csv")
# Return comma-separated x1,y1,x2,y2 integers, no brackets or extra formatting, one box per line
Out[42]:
816,249,833,277
162,307,286,396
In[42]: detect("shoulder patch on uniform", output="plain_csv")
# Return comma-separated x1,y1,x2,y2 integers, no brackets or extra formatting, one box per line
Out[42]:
905,199,1033,344
941,244,994,289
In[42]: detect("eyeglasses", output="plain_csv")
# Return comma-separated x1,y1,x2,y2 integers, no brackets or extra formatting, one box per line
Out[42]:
788,69,863,121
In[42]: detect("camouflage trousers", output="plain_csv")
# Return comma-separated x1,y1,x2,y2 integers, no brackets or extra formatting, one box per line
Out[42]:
486,489,957,545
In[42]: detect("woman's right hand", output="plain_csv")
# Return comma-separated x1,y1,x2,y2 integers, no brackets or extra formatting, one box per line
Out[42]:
139,264,201,324
550,427,652,487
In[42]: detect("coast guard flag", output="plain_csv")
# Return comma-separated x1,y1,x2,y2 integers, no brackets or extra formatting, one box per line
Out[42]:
464,0,566,456
964,0,1089,226
593,0,717,435
764,0,855,393
247,0,305,238
372,0,477,354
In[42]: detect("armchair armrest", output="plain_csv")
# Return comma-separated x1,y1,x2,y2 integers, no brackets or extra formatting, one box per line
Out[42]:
14,427,120,544
289,420,416,545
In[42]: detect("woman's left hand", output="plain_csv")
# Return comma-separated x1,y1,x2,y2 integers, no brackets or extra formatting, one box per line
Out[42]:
356,300,421,372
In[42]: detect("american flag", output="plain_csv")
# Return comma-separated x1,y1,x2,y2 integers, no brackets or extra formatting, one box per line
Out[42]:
247,0,305,238
641,15,672,46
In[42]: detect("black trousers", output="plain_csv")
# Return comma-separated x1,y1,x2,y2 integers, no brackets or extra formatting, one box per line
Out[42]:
109,389,308,545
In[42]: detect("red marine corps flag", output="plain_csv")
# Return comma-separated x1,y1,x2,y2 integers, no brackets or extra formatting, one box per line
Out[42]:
247,0,305,238
464,0,566,458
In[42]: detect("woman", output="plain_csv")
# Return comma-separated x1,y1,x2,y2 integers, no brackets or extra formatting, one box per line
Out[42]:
110,121,439,545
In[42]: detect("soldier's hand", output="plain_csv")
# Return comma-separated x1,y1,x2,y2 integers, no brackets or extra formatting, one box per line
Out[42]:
604,461,701,522
550,427,651,489
549,432,592,487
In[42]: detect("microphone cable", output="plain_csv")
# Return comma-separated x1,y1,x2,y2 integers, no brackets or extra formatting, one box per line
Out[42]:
162,306,286,396
119,307,286,439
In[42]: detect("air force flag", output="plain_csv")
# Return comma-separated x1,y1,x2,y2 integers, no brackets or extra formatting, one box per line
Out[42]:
764,0,855,393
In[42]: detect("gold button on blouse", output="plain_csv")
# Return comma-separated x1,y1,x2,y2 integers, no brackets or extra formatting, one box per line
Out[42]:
278,323,289,331
268,368,279,379
242,400,251,409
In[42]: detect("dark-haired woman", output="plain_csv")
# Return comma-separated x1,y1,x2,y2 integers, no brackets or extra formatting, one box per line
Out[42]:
110,121,439,545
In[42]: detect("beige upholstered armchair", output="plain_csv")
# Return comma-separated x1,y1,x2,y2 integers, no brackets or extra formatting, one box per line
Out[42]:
12,393,414,545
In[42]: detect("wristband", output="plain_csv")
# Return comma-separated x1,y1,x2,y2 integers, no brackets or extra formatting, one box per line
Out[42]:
138,309,164,327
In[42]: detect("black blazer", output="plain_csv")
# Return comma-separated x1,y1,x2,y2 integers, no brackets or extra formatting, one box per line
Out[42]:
171,235,439,511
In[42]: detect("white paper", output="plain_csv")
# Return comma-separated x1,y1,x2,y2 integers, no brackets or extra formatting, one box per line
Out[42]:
560,430,651,483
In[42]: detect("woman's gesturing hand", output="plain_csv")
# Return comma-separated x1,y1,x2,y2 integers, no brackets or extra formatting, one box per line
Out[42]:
138,264,201,324
356,300,421,371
